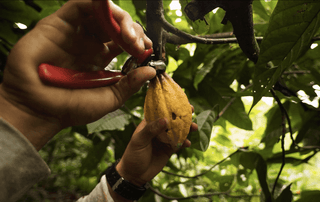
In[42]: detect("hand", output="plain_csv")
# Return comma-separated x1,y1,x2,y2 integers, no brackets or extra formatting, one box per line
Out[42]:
116,112,198,187
0,0,154,150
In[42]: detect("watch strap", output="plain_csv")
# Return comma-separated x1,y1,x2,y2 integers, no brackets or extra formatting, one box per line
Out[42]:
104,161,147,201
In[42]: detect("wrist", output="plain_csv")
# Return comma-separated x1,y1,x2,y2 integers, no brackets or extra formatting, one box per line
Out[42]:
0,86,62,151
116,161,147,187
104,161,147,201
107,182,133,202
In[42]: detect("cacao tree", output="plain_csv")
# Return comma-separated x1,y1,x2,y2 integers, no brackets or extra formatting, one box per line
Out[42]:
1,0,320,201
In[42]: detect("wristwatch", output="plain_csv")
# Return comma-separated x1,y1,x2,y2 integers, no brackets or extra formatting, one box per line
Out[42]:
103,161,147,201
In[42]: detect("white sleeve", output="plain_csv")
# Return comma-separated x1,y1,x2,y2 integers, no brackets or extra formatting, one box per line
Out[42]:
76,175,114,202
0,118,51,202
0,118,115,202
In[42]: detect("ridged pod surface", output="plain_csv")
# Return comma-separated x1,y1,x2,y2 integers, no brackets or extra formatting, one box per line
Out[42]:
144,73,192,150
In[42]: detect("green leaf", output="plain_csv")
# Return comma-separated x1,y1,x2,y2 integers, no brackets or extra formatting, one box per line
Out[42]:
253,0,270,22
240,151,272,201
35,1,63,19
87,109,131,133
0,2,40,26
261,102,289,148
257,1,320,66
0,21,19,45
193,48,227,90
0,1,26,12
295,111,320,146
119,0,141,23
217,175,234,192
189,109,216,151
132,0,147,25
240,151,259,170
296,190,320,202
251,1,320,110
220,97,253,130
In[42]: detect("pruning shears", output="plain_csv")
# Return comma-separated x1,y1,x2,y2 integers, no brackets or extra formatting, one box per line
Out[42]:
38,0,165,89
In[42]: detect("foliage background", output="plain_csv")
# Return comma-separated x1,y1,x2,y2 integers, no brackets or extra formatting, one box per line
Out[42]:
1,0,320,201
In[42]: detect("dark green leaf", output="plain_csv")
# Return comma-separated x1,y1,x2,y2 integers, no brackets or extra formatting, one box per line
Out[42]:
193,48,227,90
189,109,216,151
240,151,272,201
252,1,320,110
0,21,19,45
240,151,259,170
296,190,320,202
256,154,272,202
35,1,63,19
217,175,234,192
220,97,253,130
0,2,40,26
262,101,289,148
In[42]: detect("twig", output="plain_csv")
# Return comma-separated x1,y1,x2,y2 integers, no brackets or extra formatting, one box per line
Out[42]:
149,185,259,200
213,84,253,122
282,70,311,75
311,36,320,42
162,149,241,178
270,89,286,197
201,32,234,39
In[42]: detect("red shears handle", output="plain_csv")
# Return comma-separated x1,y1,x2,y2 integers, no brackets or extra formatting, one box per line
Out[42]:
38,0,153,89
38,64,124,89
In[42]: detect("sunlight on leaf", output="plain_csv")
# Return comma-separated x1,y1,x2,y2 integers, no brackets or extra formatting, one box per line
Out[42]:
251,1,320,111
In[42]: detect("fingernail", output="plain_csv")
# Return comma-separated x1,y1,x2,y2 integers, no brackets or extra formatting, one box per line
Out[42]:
157,118,167,130
138,38,145,54
104,44,110,53
131,27,136,38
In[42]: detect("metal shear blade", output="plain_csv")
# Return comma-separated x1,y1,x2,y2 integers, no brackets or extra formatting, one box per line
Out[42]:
121,54,166,75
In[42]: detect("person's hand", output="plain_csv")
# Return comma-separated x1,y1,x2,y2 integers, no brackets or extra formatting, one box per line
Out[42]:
0,0,154,150
115,108,198,188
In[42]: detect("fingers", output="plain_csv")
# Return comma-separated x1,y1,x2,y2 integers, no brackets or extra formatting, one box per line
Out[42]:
112,66,156,103
190,122,198,132
108,1,152,54
131,118,168,149
181,139,191,148
54,0,152,54
54,0,93,32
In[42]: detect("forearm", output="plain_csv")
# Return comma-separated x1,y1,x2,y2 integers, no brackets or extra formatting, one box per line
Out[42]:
0,86,62,151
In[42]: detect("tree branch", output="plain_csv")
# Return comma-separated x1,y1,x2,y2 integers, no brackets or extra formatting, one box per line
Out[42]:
311,36,320,42
282,70,311,75
149,185,259,200
162,149,242,178
146,0,164,60
161,15,247,44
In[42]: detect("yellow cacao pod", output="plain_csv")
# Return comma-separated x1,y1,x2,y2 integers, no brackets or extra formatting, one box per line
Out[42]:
144,72,193,150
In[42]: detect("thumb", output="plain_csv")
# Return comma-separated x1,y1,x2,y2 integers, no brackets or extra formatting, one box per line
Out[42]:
113,66,156,103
